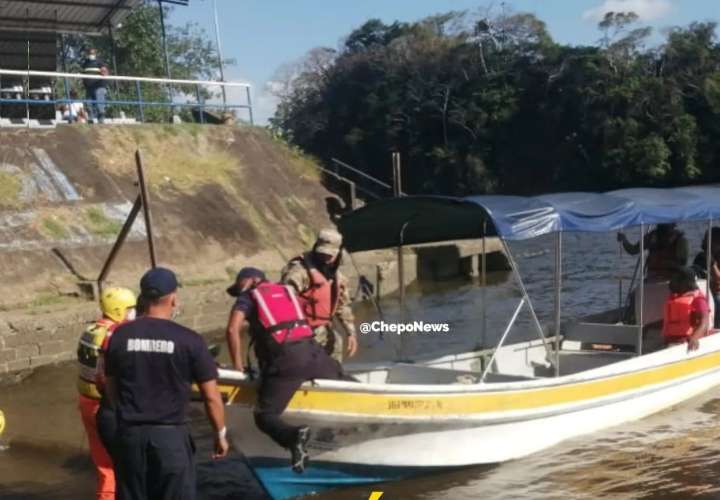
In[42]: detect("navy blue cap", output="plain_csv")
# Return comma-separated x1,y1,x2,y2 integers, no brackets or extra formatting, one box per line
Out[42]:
226,267,266,297
140,267,178,299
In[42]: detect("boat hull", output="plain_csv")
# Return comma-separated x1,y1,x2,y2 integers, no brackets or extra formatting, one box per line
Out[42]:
221,336,720,498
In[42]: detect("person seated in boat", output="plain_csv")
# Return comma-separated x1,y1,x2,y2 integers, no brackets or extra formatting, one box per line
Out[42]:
692,228,720,327
225,267,349,473
617,223,689,281
662,267,710,351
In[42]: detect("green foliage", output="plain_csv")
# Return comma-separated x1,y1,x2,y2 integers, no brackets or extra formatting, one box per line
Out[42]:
272,9,720,195
41,217,69,240
84,207,122,237
0,172,22,208
60,4,233,123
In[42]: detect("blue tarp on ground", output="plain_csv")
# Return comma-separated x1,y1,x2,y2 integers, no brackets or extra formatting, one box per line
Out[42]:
338,186,720,252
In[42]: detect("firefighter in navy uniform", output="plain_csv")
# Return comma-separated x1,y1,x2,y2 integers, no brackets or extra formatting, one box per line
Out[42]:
104,267,228,500
225,267,347,473
77,287,136,500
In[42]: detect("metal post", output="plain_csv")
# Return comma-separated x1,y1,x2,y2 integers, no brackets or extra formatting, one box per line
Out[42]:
196,84,205,123
707,219,713,314
481,219,487,349
617,240,623,321
108,23,120,95
637,224,645,355
135,80,145,122
349,181,357,210
157,0,174,121
212,0,227,110
392,152,404,322
97,195,142,290
136,150,157,268
245,86,254,125
25,10,30,127
554,232,562,377
157,0,172,80
59,32,70,114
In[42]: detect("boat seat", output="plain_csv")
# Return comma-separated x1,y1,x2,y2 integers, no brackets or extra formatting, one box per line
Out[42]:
385,363,534,385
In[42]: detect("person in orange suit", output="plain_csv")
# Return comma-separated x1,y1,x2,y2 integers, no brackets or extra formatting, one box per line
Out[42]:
77,287,137,500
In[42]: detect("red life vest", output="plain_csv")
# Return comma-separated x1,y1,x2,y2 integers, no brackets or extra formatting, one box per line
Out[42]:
294,255,340,328
662,289,704,341
250,282,313,345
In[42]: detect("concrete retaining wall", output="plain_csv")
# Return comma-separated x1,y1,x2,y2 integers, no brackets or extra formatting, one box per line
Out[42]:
0,284,232,379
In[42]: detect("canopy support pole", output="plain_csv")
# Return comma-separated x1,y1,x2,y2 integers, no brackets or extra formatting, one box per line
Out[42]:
500,239,555,368
617,240,623,322
707,218,713,319
481,219,487,350
397,221,410,359
481,298,525,383
637,224,645,356
554,232,562,377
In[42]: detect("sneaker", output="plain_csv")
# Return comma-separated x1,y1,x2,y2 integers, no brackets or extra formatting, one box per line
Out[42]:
290,426,311,473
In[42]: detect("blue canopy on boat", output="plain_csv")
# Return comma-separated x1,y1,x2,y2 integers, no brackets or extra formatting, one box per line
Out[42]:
338,185,720,252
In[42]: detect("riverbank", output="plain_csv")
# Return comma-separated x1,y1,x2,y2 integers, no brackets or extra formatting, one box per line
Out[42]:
0,123,512,378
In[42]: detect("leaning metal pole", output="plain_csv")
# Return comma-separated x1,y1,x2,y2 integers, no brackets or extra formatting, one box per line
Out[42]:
136,150,157,268
97,196,142,293
637,224,645,356
480,298,525,382
500,238,555,366
554,231,562,377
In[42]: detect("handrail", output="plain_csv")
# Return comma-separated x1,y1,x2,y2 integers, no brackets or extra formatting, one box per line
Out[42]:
0,68,250,88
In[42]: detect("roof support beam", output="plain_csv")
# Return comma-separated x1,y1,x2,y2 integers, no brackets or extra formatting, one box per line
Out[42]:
0,0,131,9
97,0,127,28
0,16,99,28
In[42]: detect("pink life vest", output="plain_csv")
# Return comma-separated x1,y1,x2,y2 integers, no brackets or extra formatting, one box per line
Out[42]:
250,282,314,345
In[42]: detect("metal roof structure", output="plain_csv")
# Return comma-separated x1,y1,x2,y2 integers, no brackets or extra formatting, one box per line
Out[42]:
0,30,56,70
0,0,146,34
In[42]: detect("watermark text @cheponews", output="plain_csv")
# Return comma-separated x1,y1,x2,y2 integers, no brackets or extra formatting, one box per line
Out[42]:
359,321,450,335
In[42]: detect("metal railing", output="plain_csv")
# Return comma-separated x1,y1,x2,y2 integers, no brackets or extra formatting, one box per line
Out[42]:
0,68,253,125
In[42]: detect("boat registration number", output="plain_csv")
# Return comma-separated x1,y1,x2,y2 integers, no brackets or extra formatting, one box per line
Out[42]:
387,399,443,410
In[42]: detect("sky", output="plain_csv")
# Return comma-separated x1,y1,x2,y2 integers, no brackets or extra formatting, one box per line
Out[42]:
169,0,720,124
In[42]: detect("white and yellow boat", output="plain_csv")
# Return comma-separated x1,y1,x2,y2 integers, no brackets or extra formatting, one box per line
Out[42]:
216,186,720,499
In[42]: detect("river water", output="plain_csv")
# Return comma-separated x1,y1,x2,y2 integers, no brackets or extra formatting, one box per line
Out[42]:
1,222,718,499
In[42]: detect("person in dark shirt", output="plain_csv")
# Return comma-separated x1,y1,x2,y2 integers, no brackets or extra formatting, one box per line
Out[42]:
105,267,228,500
225,267,348,473
82,48,109,123
617,223,689,281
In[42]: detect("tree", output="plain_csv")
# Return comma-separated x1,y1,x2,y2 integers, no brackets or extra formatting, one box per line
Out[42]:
59,3,233,122
272,9,720,196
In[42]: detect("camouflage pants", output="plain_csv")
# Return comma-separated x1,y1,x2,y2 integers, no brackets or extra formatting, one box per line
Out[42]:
313,325,344,363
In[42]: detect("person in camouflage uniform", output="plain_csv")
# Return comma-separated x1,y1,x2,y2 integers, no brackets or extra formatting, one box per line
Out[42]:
281,228,358,362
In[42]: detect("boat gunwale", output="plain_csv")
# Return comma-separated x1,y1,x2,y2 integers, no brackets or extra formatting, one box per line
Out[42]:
219,335,720,397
